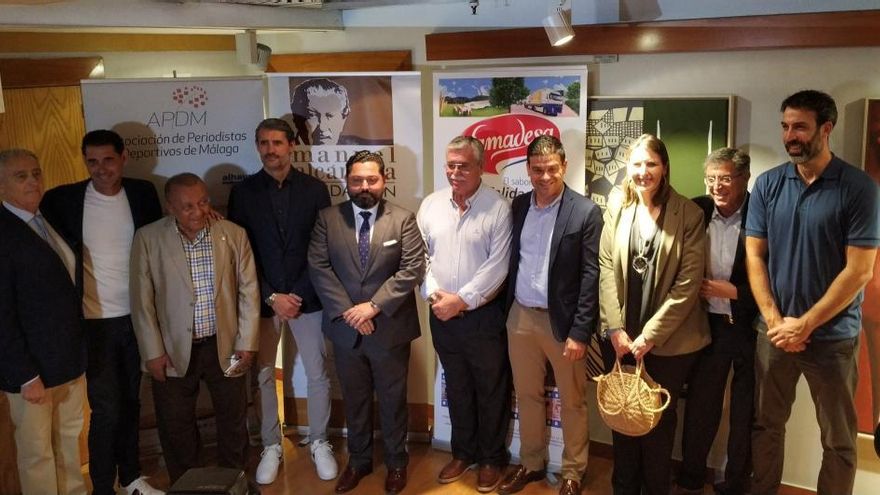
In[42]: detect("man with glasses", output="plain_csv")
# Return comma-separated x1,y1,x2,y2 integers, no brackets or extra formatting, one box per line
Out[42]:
417,136,513,493
308,151,424,494
677,148,757,495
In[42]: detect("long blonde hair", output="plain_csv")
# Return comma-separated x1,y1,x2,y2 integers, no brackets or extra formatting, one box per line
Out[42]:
621,133,671,207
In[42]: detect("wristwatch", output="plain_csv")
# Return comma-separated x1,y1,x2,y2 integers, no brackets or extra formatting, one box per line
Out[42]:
265,293,277,306
601,327,622,340
369,300,380,312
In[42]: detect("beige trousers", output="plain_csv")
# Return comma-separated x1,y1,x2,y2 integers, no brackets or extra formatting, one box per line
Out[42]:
6,374,86,495
507,302,589,481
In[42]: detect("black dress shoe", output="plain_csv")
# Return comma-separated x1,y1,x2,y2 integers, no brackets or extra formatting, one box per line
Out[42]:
497,465,546,494
335,464,372,493
385,467,407,494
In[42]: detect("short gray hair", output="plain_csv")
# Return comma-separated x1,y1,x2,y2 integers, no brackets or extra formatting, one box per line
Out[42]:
447,135,485,167
0,148,39,172
704,147,750,175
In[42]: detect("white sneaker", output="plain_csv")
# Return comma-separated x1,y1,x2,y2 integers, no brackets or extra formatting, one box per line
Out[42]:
256,443,283,484
122,476,164,495
310,439,339,481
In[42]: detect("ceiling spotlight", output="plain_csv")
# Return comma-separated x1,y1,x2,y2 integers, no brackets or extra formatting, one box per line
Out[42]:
543,0,574,47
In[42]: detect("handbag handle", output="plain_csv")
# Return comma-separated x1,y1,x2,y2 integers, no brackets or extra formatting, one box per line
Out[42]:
594,357,671,416
634,359,671,413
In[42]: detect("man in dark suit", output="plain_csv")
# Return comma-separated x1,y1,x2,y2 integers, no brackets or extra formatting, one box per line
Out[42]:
308,150,425,494
41,129,164,495
677,147,757,495
0,148,87,495
227,118,337,485
500,135,602,495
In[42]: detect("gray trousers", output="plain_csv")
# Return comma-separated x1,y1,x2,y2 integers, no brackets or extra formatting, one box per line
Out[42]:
752,325,859,495
254,310,330,446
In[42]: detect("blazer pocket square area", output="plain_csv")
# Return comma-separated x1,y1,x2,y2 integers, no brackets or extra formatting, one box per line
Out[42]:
383,239,399,247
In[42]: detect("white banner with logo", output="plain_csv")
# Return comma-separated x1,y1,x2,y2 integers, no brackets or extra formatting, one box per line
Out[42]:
266,72,427,413
81,77,265,210
431,66,588,472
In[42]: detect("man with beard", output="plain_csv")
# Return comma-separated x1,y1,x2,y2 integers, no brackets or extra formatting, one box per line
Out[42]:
745,90,880,495
308,150,425,494
227,118,337,485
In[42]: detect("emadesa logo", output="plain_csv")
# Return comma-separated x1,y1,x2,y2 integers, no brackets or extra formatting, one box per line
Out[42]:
171,85,208,109
462,114,560,175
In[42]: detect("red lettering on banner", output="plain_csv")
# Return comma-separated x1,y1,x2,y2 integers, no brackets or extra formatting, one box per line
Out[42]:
461,115,560,175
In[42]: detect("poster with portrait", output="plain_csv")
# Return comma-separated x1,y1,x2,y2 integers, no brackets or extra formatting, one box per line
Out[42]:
431,66,588,472
585,96,733,209
266,72,423,213
858,97,880,434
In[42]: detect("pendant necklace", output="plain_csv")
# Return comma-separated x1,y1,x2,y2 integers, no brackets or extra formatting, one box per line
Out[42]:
632,207,658,277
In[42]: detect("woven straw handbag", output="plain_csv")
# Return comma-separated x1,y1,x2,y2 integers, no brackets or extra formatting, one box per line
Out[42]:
593,358,671,437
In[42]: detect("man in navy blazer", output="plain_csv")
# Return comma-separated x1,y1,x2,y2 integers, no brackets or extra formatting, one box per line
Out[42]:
41,130,164,495
0,148,87,495
501,135,603,495
678,148,758,495
227,118,337,484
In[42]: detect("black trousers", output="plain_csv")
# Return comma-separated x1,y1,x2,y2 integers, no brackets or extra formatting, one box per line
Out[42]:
601,341,700,495
333,338,412,471
679,314,756,494
151,336,248,484
430,300,511,466
84,316,143,495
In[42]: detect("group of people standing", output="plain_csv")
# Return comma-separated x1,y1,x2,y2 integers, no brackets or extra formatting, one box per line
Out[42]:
0,88,876,495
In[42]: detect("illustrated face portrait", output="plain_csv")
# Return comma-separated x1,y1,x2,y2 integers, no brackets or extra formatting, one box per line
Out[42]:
290,79,351,146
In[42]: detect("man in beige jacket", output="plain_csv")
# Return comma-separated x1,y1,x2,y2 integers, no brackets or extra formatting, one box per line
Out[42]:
131,173,260,483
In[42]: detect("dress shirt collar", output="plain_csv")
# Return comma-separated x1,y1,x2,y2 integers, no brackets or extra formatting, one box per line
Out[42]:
352,201,379,221
531,189,563,210
257,167,294,189
2,201,38,223
175,221,210,246
446,182,486,211
711,199,745,225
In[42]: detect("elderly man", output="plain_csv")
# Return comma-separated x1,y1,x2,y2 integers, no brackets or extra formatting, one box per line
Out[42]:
0,149,87,495
417,136,513,493
746,90,880,495
131,173,259,483
677,148,757,495
309,150,425,494
41,129,164,495
501,135,602,495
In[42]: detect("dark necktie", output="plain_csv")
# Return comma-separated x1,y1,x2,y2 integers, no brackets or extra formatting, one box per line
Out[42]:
358,211,371,268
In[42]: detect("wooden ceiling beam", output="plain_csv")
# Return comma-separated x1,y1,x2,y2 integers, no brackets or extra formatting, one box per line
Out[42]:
0,32,235,53
425,10,880,61
0,56,101,88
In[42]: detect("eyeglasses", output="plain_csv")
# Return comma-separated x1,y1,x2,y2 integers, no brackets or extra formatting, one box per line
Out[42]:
446,162,474,175
704,173,743,186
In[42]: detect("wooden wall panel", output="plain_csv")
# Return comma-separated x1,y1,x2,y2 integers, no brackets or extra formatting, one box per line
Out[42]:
0,85,89,190
0,32,234,54
268,50,412,72
0,57,102,89
425,10,880,61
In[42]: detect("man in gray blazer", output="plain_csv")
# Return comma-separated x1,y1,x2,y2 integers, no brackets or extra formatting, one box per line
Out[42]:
130,173,259,483
308,150,425,494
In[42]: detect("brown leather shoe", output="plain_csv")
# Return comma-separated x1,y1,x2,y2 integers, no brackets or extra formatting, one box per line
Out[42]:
334,464,372,493
559,478,581,495
438,458,473,484
385,467,407,494
497,465,546,494
476,464,503,493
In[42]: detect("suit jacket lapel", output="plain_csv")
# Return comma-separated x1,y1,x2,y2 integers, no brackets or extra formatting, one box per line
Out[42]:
163,217,195,292
549,187,573,269
365,201,388,277
732,192,749,273
655,194,679,287
340,201,363,273
211,222,230,295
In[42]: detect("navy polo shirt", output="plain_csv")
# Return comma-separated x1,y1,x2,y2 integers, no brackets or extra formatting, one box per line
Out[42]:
746,156,880,340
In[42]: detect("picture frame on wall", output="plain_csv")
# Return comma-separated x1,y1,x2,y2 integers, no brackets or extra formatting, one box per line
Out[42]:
585,96,734,209
858,97,880,436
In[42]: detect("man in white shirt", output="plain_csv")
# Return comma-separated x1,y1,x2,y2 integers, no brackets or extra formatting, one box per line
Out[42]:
417,136,513,493
42,130,164,495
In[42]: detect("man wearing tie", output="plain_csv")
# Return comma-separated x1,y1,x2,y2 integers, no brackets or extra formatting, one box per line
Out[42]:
309,150,425,494
0,149,87,495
